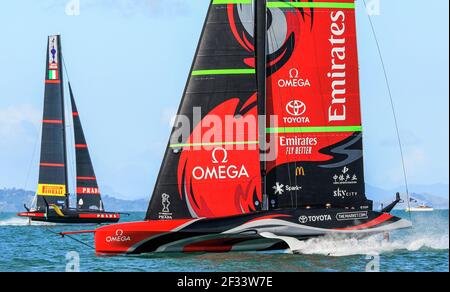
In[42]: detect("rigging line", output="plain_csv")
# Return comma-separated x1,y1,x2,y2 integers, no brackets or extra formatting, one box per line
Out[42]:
44,227,95,250
62,55,77,199
62,56,72,84
362,0,412,217
23,124,40,208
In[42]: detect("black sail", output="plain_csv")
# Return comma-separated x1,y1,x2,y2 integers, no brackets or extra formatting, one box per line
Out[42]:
36,35,68,210
146,0,261,220
69,84,104,211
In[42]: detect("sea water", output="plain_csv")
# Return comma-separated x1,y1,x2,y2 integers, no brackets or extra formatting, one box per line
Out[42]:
0,211,448,272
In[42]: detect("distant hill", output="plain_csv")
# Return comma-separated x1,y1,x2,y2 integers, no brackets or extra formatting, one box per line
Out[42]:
1,184,448,212
0,188,149,213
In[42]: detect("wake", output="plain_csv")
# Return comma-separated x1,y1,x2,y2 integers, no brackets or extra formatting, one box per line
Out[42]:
289,233,449,257
0,217,56,226
285,212,450,257
0,217,30,226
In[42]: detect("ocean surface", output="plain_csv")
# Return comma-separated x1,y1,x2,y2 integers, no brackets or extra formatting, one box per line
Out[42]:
0,211,448,272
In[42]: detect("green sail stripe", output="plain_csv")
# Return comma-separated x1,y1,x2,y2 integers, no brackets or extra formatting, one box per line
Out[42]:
212,0,253,4
192,69,256,76
267,1,355,9
266,126,362,134
170,141,259,148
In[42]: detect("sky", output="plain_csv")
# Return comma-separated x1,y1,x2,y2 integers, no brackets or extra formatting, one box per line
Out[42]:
0,0,448,200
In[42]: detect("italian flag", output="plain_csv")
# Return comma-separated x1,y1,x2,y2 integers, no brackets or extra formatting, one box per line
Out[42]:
49,70,58,80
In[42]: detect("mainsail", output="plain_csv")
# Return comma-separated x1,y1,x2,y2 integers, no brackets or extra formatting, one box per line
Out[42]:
146,0,262,220
36,35,68,210
69,84,103,211
265,0,370,209
146,0,372,220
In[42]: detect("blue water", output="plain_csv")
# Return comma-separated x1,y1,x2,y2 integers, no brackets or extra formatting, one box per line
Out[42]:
0,211,448,272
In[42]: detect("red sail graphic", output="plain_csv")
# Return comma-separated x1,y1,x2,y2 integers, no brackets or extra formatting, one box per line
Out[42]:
266,0,369,209
178,96,261,218
267,1,362,168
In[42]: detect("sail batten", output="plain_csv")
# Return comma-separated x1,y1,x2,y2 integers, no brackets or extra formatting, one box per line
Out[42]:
267,1,356,9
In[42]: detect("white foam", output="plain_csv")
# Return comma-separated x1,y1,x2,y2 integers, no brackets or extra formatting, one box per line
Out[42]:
0,217,31,226
0,217,56,226
289,233,449,257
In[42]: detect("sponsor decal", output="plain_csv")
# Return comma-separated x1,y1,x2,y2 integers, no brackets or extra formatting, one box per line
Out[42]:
106,229,131,243
76,187,100,195
280,136,318,156
336,211,369,221
299,216,308,224
296,167,305,177
158,193,173,220
333,166,358,185
284,100,310,124
273,182,285,195
286,100,307,117
285,185,302,192
192,147,249,180
278,68,311,88
333,188,358,199
299,214,332,224
48,36,58,68
37,184,66,196
273,182,302,195
328,11,347,122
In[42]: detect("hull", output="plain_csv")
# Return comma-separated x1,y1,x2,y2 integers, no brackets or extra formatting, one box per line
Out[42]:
94,209,411,255
18,210,120,224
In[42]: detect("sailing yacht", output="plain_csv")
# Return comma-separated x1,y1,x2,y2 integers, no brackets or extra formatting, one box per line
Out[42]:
65,0,411,253
18,35,120,224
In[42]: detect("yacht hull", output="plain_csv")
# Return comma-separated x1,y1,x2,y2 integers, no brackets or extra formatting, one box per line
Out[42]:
93,209,411,254
18,210,120,224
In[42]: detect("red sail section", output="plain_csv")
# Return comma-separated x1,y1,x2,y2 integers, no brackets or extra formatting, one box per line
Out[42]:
177,96,261,219
266,0,369,209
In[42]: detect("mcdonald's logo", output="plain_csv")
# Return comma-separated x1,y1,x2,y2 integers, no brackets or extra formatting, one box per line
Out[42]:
296,167,305,177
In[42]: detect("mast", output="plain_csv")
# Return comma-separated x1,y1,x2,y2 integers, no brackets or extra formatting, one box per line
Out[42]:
255,0,268,210
60,38,69,208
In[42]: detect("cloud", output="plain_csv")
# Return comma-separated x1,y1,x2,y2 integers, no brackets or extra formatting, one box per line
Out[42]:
0,105,41,145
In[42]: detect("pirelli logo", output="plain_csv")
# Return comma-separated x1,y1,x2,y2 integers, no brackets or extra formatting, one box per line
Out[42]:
296,167,305,177
37,184,66,197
